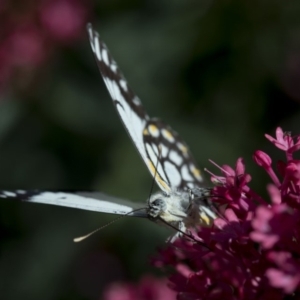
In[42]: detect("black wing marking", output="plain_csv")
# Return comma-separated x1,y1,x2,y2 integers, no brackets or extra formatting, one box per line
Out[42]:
143,119,204,191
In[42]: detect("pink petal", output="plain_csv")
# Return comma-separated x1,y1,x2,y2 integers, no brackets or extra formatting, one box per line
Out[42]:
267,184,282,204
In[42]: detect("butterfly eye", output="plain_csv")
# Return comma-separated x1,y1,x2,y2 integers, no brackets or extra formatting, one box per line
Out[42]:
151,198,164,208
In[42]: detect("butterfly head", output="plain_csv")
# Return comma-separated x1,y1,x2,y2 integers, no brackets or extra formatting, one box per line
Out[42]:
147,190,190,224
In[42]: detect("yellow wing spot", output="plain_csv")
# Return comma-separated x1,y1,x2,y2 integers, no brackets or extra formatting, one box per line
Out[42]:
148,124,159,137
178,142,188,154
162,129,175,142
148,159,170,192
143,128,149,135
200,212,211,225
191,166,202,180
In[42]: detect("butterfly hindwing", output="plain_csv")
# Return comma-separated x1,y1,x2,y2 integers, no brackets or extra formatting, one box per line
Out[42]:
0,190,147,217
87,24,203,194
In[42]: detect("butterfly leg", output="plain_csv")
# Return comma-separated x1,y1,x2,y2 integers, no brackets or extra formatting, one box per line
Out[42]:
165,221,187,243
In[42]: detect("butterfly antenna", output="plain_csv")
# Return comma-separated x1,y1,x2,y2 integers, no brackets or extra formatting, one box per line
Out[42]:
147,145,162,201
73,207,147,242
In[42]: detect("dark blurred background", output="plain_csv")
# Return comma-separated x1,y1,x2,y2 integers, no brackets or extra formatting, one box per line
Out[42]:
0,0,300,299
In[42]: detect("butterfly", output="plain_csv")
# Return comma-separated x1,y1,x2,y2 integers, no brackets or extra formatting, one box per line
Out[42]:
0,24,216,235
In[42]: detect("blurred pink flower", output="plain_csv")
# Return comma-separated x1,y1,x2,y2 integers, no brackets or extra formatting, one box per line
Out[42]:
0,0,90,93
266,251,300,293
0,43,12,89
7,25,46,67
154,127,300,299
39,0,89,43
250,203,298,249
0,24,46,90
103,277,176,300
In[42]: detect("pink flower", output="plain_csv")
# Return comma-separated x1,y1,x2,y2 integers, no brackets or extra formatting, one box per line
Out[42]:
211,158,260,217
265,127,300,159
0,0,91,93
266,251,300,293
0,23,46,91
0,42,12,89
153,127,300,299
7,25,46,68
39,0,89,43
253,150,280,186
103,277,176,300
250,204,298,249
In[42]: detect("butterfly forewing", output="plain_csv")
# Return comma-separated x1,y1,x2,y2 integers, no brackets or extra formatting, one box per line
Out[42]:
87,25,151,177
87,24,203,194
143,119,204,191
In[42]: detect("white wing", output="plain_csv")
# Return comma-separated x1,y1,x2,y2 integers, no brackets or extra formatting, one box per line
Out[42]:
87,24,204,194
0,190,147,217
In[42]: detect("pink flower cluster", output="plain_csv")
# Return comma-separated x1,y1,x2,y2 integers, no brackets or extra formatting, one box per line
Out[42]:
153,127,300,299
0,0,90,92
103,276,176,300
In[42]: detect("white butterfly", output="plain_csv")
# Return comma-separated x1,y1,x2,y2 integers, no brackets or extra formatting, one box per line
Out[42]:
0,24,216,234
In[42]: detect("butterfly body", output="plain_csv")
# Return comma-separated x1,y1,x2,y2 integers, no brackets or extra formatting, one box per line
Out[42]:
148,188,216,229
